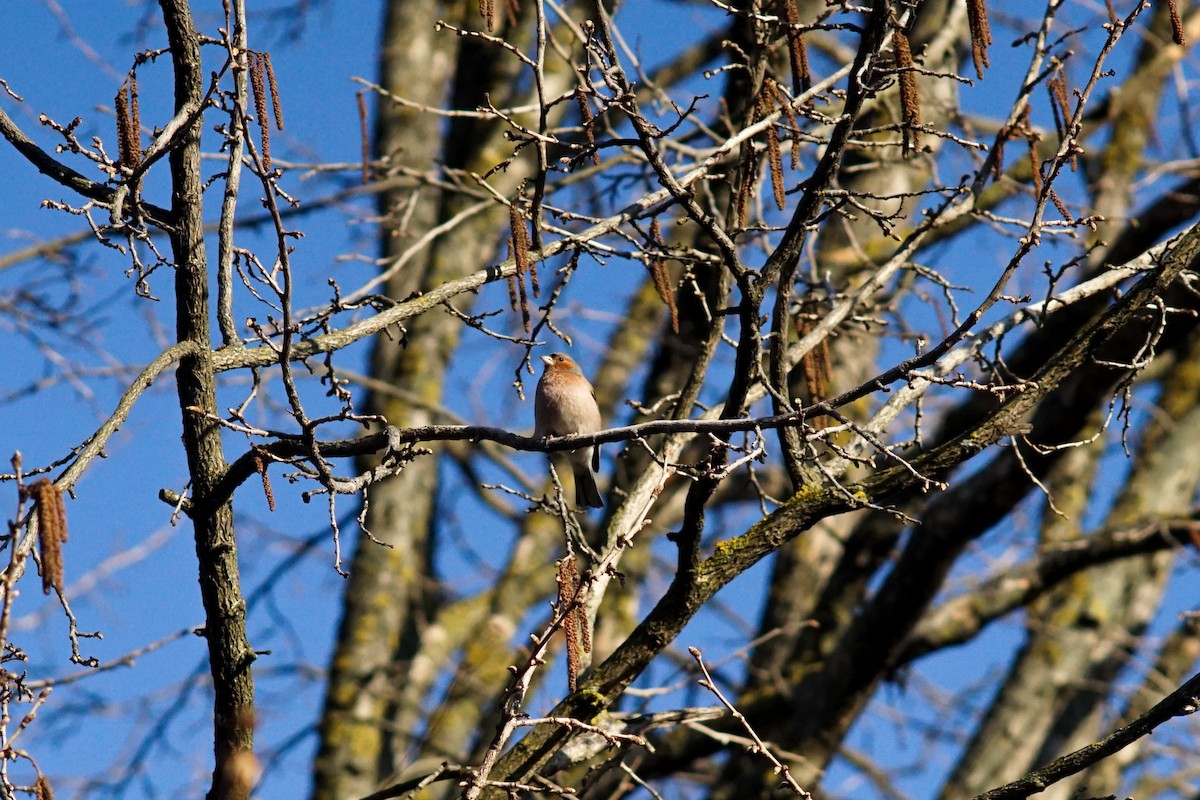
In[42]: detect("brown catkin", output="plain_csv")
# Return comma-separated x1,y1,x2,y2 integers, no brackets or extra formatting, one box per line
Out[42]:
1046,67,1078,169
506,274,519,312
576,580,591,653
734,166,755,229
575,87,599,166
764,82,786,210
505,241,520,312
115,82,139,173
262,52,284,130
991,132,1006,179
569,555,589,652
784,0,811,97
894,29,921,157
129,71,141,157
734,91,767,227
1047,68,1070,140
254,453,276,512
1013,106,1042,191
251,53,271,171
356,91,371,185
1168,0,1185,46
648,218,679,333
29,479,67,595
1049,187,1071,221
509,201,532,329
114,83,129,168
557,558,581,692
774,79,801,170
516,260,530,333
509,201,530,278
966,0,992,79
35,775,54,800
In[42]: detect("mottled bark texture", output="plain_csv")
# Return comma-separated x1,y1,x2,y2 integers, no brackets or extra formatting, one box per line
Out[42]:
159,2,255,799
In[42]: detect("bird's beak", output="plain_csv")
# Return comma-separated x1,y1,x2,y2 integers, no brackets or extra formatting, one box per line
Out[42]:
540,355,554,367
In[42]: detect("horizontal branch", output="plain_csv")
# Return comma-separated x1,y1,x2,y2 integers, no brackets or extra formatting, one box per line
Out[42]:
201,407,838,514
973,669,1200,800
0,103,173,227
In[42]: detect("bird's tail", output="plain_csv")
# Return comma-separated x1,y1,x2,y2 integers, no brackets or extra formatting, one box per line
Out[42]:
573,463,603,509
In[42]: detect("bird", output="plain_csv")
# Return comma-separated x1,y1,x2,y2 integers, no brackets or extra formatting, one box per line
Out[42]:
534,352,604,509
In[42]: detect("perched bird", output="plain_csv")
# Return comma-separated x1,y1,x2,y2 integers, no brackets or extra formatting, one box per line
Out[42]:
534,352,604,509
